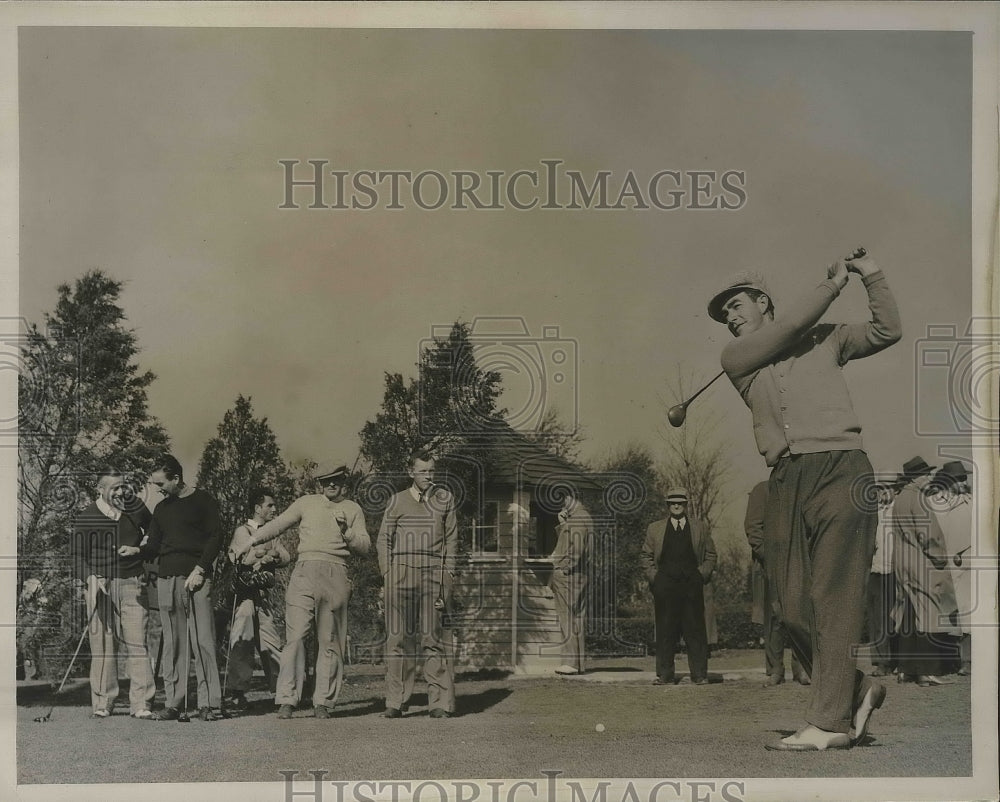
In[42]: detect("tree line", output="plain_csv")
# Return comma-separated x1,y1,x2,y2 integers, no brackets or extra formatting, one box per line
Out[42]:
17,270,749,678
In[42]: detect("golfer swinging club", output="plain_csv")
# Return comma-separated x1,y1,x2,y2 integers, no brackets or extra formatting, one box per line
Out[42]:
707,247,900,751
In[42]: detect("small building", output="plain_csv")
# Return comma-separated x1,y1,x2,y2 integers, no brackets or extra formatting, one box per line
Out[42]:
440,429,605,674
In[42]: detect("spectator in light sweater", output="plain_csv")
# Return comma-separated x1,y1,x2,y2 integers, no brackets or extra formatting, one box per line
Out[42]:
234,464,370,719
122,454,224,721
707,247,901,751
377,451,458,719
72,469,155,718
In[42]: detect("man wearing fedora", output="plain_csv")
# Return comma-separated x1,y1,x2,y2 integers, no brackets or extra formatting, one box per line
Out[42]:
892,457,961,686
706,247,900,750
233,464,370,719
642,488,717,685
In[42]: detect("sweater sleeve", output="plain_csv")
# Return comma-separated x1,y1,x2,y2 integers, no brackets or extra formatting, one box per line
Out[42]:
833,271,902,363
721,279,841,379
252,500,303,546
343,502,371,556
196,492,224,573
139,512,163,560
376,501,397,575
229,525,254,564
70,516,93,583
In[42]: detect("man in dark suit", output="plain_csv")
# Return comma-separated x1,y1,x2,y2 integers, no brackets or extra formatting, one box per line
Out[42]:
642,487,717,685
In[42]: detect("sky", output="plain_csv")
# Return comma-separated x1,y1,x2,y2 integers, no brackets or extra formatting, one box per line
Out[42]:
15,26,979,540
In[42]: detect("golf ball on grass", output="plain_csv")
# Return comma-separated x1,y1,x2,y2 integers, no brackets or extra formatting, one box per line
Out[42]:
595,723,605,733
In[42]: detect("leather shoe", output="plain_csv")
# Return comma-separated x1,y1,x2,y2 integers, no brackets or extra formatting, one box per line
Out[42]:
155,707,179,721
765,726,851,751
429,708,451,718
652,677,676,685
277,704,294,719
957,665,971,676
793,674,811,686
692,678,709,685
555,665,581,675
199,707,218,722
383,707,402,719
762,674,785,687
314,705,331,719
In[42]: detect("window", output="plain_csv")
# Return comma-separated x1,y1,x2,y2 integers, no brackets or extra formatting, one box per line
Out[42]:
472,501,500,554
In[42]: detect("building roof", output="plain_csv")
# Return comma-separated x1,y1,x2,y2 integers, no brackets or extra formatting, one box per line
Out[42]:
441,425,602,493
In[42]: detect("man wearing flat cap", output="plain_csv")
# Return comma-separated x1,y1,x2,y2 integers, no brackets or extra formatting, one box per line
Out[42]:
642,488,717,685
233,463,370,719
892,457,960,686
707,248,900,750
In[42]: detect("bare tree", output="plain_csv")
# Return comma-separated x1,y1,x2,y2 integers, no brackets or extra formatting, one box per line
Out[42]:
656,363,732,530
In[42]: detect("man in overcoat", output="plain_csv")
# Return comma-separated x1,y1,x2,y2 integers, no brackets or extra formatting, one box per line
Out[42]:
642,487,717,685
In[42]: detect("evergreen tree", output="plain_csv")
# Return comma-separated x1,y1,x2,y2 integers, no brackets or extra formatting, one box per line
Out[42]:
17,270,169,678
195,395,296,628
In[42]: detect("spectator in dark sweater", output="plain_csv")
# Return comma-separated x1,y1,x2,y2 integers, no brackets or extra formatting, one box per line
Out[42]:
121,454,223,721
72,470,155,718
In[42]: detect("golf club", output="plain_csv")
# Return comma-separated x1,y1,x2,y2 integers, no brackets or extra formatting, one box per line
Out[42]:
220,590,239,705
177,595,192,723
667,370,726,428
33,599,103,722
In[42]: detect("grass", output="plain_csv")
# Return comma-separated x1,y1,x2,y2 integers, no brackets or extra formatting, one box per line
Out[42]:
15,651,973,784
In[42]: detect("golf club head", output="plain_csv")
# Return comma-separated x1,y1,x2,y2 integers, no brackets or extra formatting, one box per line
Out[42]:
177,710,191,723
33,711,52,723
667,404,687,428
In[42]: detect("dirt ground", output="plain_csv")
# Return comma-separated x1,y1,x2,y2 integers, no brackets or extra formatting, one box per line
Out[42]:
13,650,978,789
